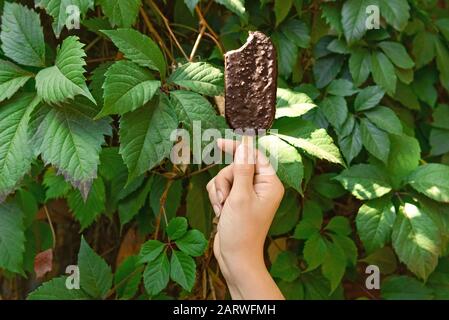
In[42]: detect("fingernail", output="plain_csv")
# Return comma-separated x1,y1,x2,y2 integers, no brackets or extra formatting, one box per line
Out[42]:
217,191,224,204
213,205,221,216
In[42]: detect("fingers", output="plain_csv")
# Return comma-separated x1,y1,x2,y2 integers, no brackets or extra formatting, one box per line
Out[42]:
206,178,222,217
217,138,276,176
232,136,255,192
214,164,233,205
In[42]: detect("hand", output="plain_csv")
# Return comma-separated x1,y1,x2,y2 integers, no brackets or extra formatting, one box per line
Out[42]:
207,137,285,300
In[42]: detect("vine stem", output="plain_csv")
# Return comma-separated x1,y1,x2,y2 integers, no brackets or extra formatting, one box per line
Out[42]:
139,6,175,65
43,205,56,249
153,180,174,240
147,0,189,61
190,23,207,61
194,5,225,54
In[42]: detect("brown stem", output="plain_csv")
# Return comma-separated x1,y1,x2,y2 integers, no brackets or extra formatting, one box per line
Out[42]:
190,23,207,61
153,180,174,240
43,205,56,249
182,164,217,179
195,5,224,53
147,0,189,61
139,6,175,65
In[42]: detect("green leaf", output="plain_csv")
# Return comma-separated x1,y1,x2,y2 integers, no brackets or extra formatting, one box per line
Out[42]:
392,203,440,280
143,251,170,296
338,121,362,164
272,31,297,78
413,31,436,69
322,240,346,293
35,0,94,38
119,95,177,181
170,90,226,134
437,18,449,42
427,258,449,299
258,135,303,193
303,233,328,271
35,36,95,104
349,47,371,86
67,177,106,230
356,197,396,253
0,201,25,274
360,118,390,163
0,2,45,67
0,94,40,200
184,0,199,13
394,82,420,110
330,233,357,266
435,38,449,91
322,4,343,34
98,0,141,28
406,164,449,203
214,0,246,20
175,230,208,257
28,276,90,300
0,60,33,102
371,51,397,95
270,251,300,282
97,61,160,117
320,95,348,130
354,86,385,112
274,0,292,27
43,168,72,200
313,55,344,88
168,62,224,96
430,129,449,156
335,164,392,200
89,62,113,107
167,217,188,240
139,240,165,264
170,250,196,292
385,134,420,188
361,247,397,274
341,0,369,43
269,190,300,236
280,19,310,49
377,0,410,31
280,129,344,165
327,39,349,54
364,106,402,134
412,67,437,107
30,98,111,200
102,29,166,77
310,173,346,199
325,216,351,236
114,256,143,300
433,104,449,130
118,177,152,226
78,237,113,298
276,88,316,118
186,173,213,236
378,41,414,69
381,276,433,300
327,79,358,96
293,200,323,240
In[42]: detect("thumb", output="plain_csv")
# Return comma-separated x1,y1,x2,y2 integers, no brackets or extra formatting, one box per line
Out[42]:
232,135,255,192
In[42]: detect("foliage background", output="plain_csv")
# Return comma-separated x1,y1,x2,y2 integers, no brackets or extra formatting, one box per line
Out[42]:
0,0,449,300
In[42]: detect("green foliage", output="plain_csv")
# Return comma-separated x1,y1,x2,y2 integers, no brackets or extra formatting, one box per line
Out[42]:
1,0,449,301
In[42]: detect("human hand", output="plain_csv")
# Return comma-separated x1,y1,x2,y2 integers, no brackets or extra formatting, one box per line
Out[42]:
206,137,285,300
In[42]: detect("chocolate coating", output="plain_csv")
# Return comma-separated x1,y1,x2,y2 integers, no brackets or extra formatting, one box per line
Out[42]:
224,31,277,131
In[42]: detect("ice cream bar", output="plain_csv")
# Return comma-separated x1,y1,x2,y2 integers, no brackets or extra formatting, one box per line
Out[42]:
224,31,277,132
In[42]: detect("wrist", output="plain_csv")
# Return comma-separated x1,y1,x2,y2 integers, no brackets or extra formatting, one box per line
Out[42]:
220,252,267,285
